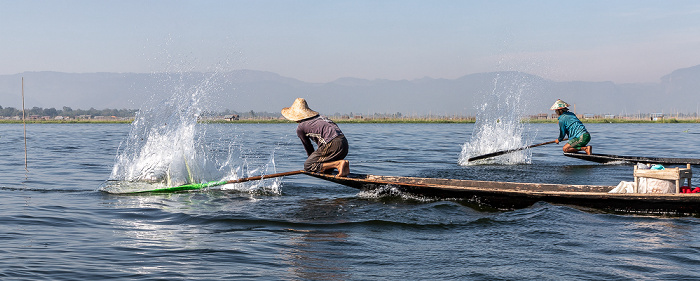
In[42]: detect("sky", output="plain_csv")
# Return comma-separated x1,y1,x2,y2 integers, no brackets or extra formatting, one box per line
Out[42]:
2,0,700,84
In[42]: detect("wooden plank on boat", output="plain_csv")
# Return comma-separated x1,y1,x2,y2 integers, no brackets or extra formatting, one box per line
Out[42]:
564,152,700,165
303,171,700,215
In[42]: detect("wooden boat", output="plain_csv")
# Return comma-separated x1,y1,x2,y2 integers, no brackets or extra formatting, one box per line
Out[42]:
304,172,700,215
564,152,700,165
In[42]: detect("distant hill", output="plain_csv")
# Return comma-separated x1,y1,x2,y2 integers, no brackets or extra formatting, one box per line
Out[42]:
0,66,698,115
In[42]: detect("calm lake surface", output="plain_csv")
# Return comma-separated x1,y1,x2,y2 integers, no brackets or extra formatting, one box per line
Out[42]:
1,123,699,280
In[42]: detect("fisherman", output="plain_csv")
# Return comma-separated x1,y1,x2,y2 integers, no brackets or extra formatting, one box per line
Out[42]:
282,98,349,177
551,99,592,155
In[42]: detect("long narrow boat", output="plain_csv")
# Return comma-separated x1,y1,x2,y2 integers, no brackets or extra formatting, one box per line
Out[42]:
564,152,700,165
304,172,700,215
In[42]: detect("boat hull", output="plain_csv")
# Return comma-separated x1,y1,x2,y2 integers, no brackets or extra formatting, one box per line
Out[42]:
564,152,700,165
305,172,700,215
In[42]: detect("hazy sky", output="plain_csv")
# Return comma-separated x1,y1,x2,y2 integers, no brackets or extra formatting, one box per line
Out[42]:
3,0,700,83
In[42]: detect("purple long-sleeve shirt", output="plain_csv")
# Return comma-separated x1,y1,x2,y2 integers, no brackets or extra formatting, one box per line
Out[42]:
296,115,344,156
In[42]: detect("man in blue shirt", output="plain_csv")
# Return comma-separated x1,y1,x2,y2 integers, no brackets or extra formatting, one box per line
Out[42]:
551,99,592,155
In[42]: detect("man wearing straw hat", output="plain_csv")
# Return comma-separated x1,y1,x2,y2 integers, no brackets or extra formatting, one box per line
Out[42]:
282,98,350,177
551,99,592,155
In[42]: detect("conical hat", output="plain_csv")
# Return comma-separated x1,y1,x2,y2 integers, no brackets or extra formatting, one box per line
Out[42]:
281,98,319,121
550,99,570,110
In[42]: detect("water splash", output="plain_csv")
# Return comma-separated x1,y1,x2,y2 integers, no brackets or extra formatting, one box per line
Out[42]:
109,72,213,186
101,69,280,194
459,72,535,165
357,185,436,203
218,153,281,195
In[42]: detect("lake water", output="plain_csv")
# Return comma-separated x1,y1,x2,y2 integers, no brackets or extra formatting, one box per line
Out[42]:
1,122,699,280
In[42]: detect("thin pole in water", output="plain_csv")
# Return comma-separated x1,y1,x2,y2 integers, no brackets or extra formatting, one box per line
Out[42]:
22,77,27,172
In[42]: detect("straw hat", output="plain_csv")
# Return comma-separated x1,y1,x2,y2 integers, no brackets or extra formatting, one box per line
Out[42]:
281,98,319,121
550,99,570,110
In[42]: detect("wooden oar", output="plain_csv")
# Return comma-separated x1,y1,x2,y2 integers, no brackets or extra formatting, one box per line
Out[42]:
134,170,305,193
467,139,566,162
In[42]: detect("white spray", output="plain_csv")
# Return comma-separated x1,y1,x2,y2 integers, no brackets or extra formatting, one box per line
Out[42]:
459,72,535,165
105,70,280,194
110,72,212,186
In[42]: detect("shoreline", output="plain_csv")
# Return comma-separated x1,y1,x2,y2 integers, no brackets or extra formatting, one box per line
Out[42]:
1,118,698,124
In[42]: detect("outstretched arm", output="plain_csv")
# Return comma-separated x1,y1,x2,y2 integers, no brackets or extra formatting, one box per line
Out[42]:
557,121,567,142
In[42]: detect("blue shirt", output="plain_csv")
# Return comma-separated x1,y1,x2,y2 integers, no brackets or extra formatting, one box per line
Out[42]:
558,111,588,141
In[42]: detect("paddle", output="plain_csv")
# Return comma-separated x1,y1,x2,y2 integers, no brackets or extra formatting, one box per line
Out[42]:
133,170,305,193
467,139,566,162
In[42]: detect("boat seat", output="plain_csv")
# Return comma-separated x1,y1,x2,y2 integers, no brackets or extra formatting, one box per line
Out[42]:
634,164,692,193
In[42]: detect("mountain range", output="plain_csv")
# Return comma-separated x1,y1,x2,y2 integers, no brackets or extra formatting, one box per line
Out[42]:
1,65,699,116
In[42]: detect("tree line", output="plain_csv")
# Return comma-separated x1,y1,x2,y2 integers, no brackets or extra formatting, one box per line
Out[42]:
0,106,283,119
0,106,139,118
0,106,478,120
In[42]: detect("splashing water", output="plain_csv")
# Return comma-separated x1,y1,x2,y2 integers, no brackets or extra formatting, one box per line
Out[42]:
459,72,536,165
109,72,212,186
101,70,280,194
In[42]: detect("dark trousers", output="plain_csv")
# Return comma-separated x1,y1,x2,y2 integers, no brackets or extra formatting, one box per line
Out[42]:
304,135,349,172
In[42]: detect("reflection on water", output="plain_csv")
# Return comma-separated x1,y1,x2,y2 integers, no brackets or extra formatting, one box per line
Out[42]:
281,198,353,279
283,230,351,281
282,197,354,280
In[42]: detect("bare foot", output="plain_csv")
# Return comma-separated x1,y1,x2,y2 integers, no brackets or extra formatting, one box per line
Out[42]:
337,160,349,177
583,146,592,155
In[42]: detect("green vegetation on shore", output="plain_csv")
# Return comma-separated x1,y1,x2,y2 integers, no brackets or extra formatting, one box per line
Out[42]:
210,118,699,124
205,117,477,124
2,117,698,124
3,105,697,124
525,118,700,124
0,119,132,124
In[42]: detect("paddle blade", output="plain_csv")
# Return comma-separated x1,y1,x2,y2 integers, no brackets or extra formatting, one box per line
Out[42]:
126,170,305,194
466,140,560,162
134,180,227,193
467,149,520,162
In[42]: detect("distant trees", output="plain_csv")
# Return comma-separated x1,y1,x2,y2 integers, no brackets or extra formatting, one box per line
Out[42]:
0,105,138,118
0,105,283,119
0,106,21,117
199,110,279,119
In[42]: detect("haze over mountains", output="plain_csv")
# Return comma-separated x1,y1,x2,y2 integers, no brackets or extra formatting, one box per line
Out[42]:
0,65,698,116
